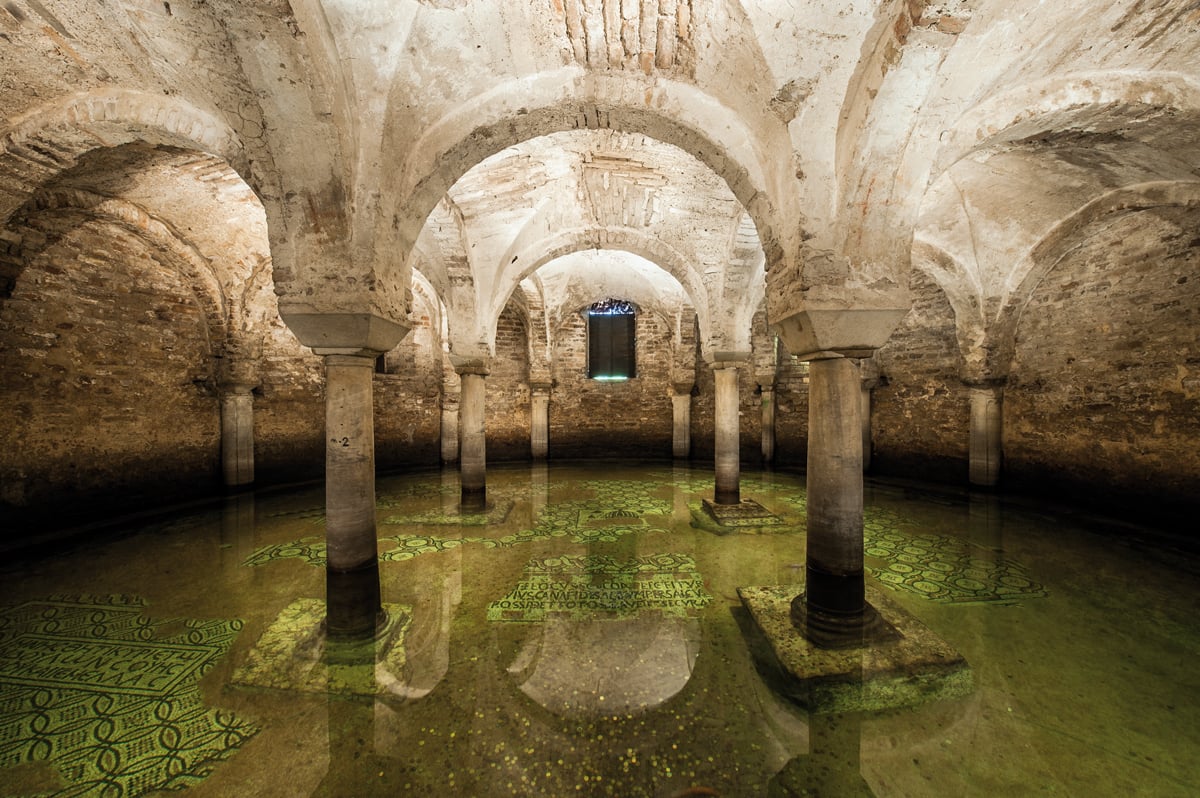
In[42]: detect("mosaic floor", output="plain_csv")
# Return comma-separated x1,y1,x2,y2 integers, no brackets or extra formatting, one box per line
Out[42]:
244,472,1046,606
0,596,256,798
1,462,1195,797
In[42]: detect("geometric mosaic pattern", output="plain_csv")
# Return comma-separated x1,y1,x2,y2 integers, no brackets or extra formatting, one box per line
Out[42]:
243,477,677,568
241,471,1046,605
864,527,1047,604
0,595,257,797
487,553,712,623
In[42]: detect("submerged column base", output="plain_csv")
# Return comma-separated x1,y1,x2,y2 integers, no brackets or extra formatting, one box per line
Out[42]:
789,591,900,650
325,562,384,642
738,585,972,713
461,486,487,514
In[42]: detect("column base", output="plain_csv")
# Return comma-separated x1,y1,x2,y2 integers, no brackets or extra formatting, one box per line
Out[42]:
713,488,741,506
325,562,383,642
737,585,973,713
789,592,900,650
461,486,487,514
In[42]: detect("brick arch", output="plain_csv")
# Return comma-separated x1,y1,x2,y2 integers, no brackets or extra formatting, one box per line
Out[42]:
932,71,1200,180
916,180,1200,385
380,71,798,286
487,227,709,351
7,189,231,361
0,89,248,229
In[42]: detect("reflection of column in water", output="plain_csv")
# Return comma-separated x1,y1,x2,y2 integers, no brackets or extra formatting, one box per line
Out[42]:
398,543,460,700
530,462,549,524
317,668,378,796
767,652,875,797
968,492,1003,546
220,491,257,571
442,467,458,518
672,463,691,522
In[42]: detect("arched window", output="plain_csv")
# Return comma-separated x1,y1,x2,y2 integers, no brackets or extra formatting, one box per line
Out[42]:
587,298,636,381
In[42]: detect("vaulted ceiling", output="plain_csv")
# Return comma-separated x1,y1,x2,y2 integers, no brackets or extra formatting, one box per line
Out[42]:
2,0,1198,364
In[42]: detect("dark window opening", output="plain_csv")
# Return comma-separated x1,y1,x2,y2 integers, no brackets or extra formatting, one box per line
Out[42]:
587,299,636,381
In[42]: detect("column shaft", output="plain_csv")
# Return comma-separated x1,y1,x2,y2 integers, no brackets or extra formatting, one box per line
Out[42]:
323,354,381,639
860,385,872,473
761,387,776,464
671,393,691,459
441,399,459,464
220,390,255,487
805,356,864,620
459,372,487,509
530,391,550,460
713,365,741,505
969,386,1003,487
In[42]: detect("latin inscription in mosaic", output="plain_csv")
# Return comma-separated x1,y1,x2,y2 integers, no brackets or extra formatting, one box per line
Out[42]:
488,554,712,622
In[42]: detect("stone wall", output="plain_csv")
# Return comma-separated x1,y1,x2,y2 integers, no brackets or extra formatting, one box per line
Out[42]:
872,268,970,482
1005,207,1200,513
0,217,222,530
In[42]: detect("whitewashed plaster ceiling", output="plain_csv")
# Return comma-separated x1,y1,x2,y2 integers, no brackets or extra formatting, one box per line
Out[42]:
0,0,1197,361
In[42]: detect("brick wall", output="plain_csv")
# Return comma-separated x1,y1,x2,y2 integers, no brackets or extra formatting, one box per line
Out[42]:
546,309,676,458
0,217,222,530
871,267,970,482
1005,207,1200,511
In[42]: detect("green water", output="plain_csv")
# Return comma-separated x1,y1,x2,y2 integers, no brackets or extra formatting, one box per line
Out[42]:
1,462,1196,796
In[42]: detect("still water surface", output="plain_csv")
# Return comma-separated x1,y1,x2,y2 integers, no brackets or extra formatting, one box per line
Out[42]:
1,462,1196,797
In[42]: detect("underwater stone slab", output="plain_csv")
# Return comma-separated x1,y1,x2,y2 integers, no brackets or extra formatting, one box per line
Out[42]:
737,585,972,713
231,599,414,697
692,499,789,534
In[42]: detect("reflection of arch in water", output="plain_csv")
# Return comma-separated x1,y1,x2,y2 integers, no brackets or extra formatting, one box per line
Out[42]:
508,614,702,718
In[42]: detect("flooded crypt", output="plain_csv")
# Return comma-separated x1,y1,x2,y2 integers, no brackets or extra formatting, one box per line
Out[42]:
1,1,1198,796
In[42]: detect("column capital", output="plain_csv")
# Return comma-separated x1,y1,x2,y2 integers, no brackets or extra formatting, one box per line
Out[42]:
671,381,696,396
450,353,491,377
280,311,409,357
770,286,909,361
529,380,553,395
706,350,751,369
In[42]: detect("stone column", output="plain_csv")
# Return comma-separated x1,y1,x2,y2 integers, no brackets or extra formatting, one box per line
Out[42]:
220,389,255,487
279,310,407,642
859,385,872,473
713,362,742,505
858,359,880,474
969,384,1004,487
759,383,776,464
530,382,551,460
671,383,692,459
440,392,460,465
771,299,908,649
217,350,260,488
795,355,885,646
455,359,489,512
323,353,383,640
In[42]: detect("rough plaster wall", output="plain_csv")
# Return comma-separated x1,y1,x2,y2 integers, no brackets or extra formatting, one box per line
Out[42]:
872,267,969,481
0,217,220,527
1006,208,1200,510
486,305,531,461
548,311,674,459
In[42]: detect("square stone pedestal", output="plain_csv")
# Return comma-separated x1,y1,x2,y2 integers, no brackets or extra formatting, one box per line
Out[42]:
232,598,413,696
691,499,789,535
737,585,972,713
